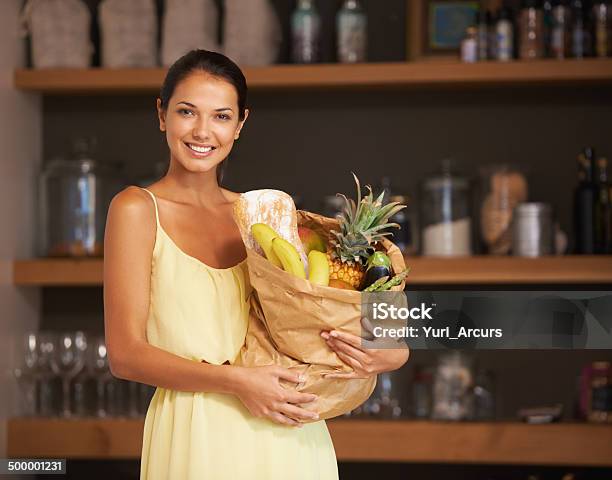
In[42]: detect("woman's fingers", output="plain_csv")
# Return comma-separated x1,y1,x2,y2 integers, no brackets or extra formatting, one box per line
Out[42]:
322,329,376,350
326,336,371,366
269,411,302,427
333,348,365,371
279,403,319,422
285,390,318,405
274,366,305,384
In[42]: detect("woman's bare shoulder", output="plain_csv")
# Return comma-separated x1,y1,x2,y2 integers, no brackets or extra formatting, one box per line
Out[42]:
106,186,157,235
110,186,154,213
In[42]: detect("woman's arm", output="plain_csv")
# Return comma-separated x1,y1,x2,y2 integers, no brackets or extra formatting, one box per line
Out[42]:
103,187,233,391
103,187,318,425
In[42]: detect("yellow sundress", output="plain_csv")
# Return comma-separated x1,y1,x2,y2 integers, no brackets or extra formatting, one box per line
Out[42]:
139,188,339,480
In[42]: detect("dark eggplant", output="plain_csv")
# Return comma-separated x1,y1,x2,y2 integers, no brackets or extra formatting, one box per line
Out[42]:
360,265,391,290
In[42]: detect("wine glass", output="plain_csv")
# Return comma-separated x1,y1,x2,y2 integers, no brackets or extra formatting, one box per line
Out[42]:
86,335,111,417
50,332,87,418
37,332,57,416
12,332,40,416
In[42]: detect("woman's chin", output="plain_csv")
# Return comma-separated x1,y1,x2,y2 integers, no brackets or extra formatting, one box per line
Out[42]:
179,157,220,174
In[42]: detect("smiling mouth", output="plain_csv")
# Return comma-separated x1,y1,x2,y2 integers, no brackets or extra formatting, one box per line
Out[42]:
185,142,216,154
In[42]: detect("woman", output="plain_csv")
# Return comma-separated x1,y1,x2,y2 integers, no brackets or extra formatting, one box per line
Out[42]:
104,49,409,480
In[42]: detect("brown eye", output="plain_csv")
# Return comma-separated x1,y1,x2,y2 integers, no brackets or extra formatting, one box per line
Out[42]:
218,113,231,121
179,109,194,116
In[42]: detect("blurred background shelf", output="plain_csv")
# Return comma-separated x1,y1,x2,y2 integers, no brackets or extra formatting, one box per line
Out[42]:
12,256,612,286
14,59,612,94
7,418,612,466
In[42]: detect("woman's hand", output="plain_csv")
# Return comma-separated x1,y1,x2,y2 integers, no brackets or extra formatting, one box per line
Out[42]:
231,365,320,428
321,317,410,380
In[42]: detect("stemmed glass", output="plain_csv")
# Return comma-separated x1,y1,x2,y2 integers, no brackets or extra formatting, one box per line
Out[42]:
12,332,39,416
50,332,87,418
87,335,111,417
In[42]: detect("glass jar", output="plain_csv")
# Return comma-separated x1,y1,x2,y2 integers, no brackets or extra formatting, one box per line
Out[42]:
39,138,123,257
431,351,475,421
479,164,528,255
421,160,473,256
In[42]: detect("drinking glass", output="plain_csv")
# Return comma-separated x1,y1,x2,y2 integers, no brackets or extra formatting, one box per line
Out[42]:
12,332,40,416
37,332,57,416
50,331,87,417
87,335,111,418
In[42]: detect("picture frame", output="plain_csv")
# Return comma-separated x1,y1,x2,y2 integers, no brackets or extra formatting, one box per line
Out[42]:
407,0,483,61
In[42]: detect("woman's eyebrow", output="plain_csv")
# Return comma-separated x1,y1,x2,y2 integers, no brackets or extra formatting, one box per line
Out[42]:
176,101,197,108
176,102,233,113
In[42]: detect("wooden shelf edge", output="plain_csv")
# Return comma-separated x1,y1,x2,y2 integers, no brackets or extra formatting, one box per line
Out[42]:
14,59,612,93
12,256,612,286
7,418,612,466
402,255,612,284
13,258,103,286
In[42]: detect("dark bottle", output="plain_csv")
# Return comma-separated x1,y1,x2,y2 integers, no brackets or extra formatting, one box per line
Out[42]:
543,0,555,56
573,147,596,253
571,0,593,57
594,157,612,253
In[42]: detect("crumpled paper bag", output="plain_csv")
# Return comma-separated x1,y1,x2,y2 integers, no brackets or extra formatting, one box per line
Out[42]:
234,210,407,421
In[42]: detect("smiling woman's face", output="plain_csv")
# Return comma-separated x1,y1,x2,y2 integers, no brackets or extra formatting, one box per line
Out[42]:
157,71,248,176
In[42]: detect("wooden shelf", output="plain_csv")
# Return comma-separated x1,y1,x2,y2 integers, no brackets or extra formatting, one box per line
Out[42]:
7,418,612,466
13,59,612,93
14,258,103,286
403,255,612,284
12,256,612,286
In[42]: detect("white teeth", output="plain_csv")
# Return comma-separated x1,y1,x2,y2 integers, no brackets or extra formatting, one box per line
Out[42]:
188,143,213,153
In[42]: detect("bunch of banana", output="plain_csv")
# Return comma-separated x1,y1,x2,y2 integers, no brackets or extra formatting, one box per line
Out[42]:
251,223,283,268
252,223,331,286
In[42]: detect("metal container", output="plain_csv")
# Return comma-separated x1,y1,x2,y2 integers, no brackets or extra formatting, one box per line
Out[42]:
511,202,554,257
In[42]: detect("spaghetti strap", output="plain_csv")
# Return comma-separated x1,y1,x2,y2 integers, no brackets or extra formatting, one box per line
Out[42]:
140,187,160,227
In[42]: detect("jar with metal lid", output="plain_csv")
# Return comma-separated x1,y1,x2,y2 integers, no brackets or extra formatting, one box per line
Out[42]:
432,351,475,421
511,202,554,257
421,160,473,256
39,138,123,257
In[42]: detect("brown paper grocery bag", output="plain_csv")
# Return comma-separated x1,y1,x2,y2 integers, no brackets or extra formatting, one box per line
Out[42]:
234,210,407,421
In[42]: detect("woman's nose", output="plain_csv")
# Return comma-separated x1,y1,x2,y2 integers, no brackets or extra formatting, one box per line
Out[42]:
192,117,210,140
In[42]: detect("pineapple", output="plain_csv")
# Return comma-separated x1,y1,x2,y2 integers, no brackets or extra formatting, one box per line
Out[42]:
327,173,406,289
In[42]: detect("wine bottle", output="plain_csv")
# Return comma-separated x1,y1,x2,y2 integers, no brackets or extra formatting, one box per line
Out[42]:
594,157,612,254
573,147,596,254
